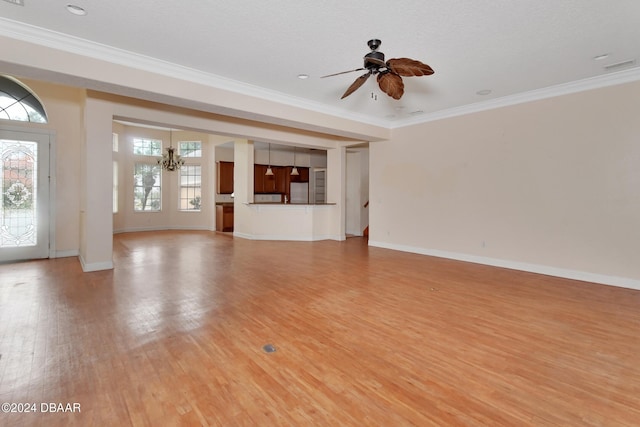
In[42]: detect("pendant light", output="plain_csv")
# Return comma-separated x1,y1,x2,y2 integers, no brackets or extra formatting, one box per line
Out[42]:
157,129,185,171
265,143,274,176
291,146,299,176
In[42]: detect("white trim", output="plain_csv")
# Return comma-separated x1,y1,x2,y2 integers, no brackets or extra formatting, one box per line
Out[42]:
48,131,56,258
113,225,214,234
54,249,79,258
233,231,343,241
7,17,640,131
79,255,113,272
368,240,640,291
0,17,382,127
391,66,640,128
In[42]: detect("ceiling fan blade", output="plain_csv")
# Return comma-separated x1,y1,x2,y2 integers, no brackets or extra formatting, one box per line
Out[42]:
386,58,434,77
377,72,404,100
341,72,372,99
321,68,365,78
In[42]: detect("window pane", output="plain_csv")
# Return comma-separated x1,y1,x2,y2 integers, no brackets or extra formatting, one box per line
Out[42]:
179,165,201,211
133,163,161,211
0,76,47,123
179,141,202,158
1,140,38,247
133,138,162,156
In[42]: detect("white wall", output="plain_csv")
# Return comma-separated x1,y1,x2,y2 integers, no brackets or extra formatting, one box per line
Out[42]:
20,79,84,257
370,81,640,289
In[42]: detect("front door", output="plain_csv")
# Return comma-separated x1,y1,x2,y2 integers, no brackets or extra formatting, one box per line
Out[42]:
0,128,50,262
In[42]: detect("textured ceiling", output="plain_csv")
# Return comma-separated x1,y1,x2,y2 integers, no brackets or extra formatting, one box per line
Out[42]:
1,0,640,127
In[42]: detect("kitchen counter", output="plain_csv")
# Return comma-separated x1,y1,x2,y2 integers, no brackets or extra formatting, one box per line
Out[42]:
235,202,341,241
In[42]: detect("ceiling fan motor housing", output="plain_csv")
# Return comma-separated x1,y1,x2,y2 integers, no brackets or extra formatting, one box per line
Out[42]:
364,51,385,71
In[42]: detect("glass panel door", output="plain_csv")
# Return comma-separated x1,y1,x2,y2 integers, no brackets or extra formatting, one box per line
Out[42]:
0,129,49,262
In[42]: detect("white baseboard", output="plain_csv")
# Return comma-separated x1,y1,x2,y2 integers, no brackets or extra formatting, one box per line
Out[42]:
53,249,79,258
113,226,214,234
79,254,113,272
233,232,344,241
368,240,640,291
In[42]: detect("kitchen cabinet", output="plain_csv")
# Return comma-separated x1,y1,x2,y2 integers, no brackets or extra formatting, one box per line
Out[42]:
254,165,309,198
217,161,234,194
216,204,234,232
254,164,277,193
274,166,288,194
254,164,284,194
289,166,309,183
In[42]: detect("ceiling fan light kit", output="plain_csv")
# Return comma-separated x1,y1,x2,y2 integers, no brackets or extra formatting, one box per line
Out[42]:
322,39,434,100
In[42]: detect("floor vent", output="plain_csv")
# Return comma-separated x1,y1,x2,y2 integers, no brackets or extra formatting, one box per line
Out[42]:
262,344,276,353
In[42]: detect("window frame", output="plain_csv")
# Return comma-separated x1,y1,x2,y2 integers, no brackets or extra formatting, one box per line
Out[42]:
178,164,202,212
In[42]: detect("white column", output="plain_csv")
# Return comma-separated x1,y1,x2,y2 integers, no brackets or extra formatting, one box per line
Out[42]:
232,139,254,238
327,146,346,240
79,96,114,271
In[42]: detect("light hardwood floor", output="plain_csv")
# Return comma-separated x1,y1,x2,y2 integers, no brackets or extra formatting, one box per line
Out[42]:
1,231,639,426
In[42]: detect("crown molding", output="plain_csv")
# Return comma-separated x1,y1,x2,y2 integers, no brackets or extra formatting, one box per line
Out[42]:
391,66,640,128
0,17,384,127
3,17,640,132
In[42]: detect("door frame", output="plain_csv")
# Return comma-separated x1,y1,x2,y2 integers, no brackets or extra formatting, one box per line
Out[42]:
0,124,56,260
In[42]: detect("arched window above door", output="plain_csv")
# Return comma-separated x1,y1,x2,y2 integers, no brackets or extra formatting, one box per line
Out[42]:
0,76,47,123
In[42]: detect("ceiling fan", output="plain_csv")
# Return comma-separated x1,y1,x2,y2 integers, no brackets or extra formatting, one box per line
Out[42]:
321,39,434,100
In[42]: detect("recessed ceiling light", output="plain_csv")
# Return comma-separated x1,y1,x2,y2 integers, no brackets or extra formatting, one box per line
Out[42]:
476,89,492,96
297,74,309,79
593,53,609,61
66,4,87,16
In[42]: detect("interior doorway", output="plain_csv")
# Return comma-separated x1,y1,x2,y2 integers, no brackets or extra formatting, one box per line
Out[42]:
345,147,369,237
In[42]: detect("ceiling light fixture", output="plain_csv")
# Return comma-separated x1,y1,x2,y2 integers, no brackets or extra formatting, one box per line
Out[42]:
297,74,309,79
593,53,610,61
476,89,492,96
66,4,87,15
291,147,299,176
265,144,274,176
157,129,185,171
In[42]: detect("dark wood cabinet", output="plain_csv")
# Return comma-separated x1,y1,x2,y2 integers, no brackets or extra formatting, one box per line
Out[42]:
254,164,309,198
254,164,284,194
254,164,277,193
217,161,234,194
274,166,288,194
289,167,309,183
216,204,234,232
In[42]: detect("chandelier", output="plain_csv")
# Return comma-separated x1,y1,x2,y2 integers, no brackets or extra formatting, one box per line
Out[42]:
157,130,185,171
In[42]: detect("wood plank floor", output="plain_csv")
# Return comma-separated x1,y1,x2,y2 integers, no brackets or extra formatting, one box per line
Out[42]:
1,230,639,426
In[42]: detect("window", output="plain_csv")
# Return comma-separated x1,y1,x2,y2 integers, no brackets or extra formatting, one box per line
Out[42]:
179,165,201,211
0,75,47,123
133,163,161,211
179,141,201,158
112,133,119,152
132,138,161,156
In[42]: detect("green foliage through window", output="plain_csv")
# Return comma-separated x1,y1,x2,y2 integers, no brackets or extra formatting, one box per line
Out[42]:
179,141,202,158
133,138,161,156
134,163,161,211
